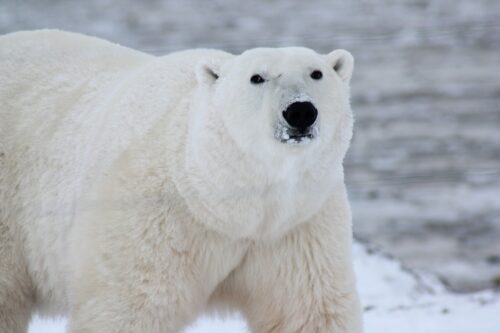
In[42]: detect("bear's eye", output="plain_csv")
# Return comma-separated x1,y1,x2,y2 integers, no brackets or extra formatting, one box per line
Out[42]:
250,74,265,84
310,70,323,80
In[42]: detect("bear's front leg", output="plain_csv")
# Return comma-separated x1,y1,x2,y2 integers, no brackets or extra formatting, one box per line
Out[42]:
66,205,248,333
225,190,362,333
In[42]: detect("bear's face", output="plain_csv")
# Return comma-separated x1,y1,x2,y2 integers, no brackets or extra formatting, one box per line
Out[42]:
195,47,354,164
185,47,354,238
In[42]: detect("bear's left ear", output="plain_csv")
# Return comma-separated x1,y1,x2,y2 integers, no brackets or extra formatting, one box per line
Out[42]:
196,57,227,86
327,49,354,83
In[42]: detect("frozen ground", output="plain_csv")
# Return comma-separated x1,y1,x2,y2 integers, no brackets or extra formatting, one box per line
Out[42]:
29,243,500,332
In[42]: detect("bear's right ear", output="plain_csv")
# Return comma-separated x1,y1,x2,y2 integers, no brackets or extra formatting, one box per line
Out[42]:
196,58,224,85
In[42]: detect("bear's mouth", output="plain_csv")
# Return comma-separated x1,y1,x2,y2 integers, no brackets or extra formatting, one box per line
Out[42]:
274,124,319,145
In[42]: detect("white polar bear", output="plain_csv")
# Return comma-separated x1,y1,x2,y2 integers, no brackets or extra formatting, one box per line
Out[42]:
0,30,362,333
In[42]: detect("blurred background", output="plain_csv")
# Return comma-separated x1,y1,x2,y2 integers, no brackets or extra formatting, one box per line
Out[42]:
1,0,499,294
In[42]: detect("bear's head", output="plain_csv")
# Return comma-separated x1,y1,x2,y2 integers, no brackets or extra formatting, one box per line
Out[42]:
182,47,354,239
194,47,353,161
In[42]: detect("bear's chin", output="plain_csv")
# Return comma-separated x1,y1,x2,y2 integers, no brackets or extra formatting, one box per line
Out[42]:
281,133,314,145
274,124,319,145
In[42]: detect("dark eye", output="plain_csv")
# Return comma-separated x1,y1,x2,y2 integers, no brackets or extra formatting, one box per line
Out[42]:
310,70,323,80
250,74,265,84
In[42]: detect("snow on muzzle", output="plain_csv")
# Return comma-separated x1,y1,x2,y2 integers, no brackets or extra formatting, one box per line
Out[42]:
275,94,319,145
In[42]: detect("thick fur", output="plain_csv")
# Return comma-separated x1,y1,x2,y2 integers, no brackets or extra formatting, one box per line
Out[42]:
0,30,362,332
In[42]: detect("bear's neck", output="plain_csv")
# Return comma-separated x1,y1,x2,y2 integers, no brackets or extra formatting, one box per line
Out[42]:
167,104,344,240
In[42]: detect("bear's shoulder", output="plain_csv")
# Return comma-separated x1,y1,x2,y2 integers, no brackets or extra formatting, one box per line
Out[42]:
0,30,152,79
157,48,233,71
0,29,150,59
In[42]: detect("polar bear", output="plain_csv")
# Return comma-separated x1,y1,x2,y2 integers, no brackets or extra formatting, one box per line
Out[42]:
0,30,362,333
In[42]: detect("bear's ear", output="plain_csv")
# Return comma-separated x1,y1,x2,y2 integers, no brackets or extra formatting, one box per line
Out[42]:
327,49,354,83
196,58,225,85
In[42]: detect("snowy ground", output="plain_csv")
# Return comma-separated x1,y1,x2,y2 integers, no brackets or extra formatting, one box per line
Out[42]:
29,242,500,333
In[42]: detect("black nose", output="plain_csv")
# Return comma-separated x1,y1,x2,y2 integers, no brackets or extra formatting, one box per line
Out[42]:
282,102,318,130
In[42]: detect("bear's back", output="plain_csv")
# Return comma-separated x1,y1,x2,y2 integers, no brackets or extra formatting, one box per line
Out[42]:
0,30,152,143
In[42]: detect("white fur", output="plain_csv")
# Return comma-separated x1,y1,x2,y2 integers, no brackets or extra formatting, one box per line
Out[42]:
0,30,362,332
